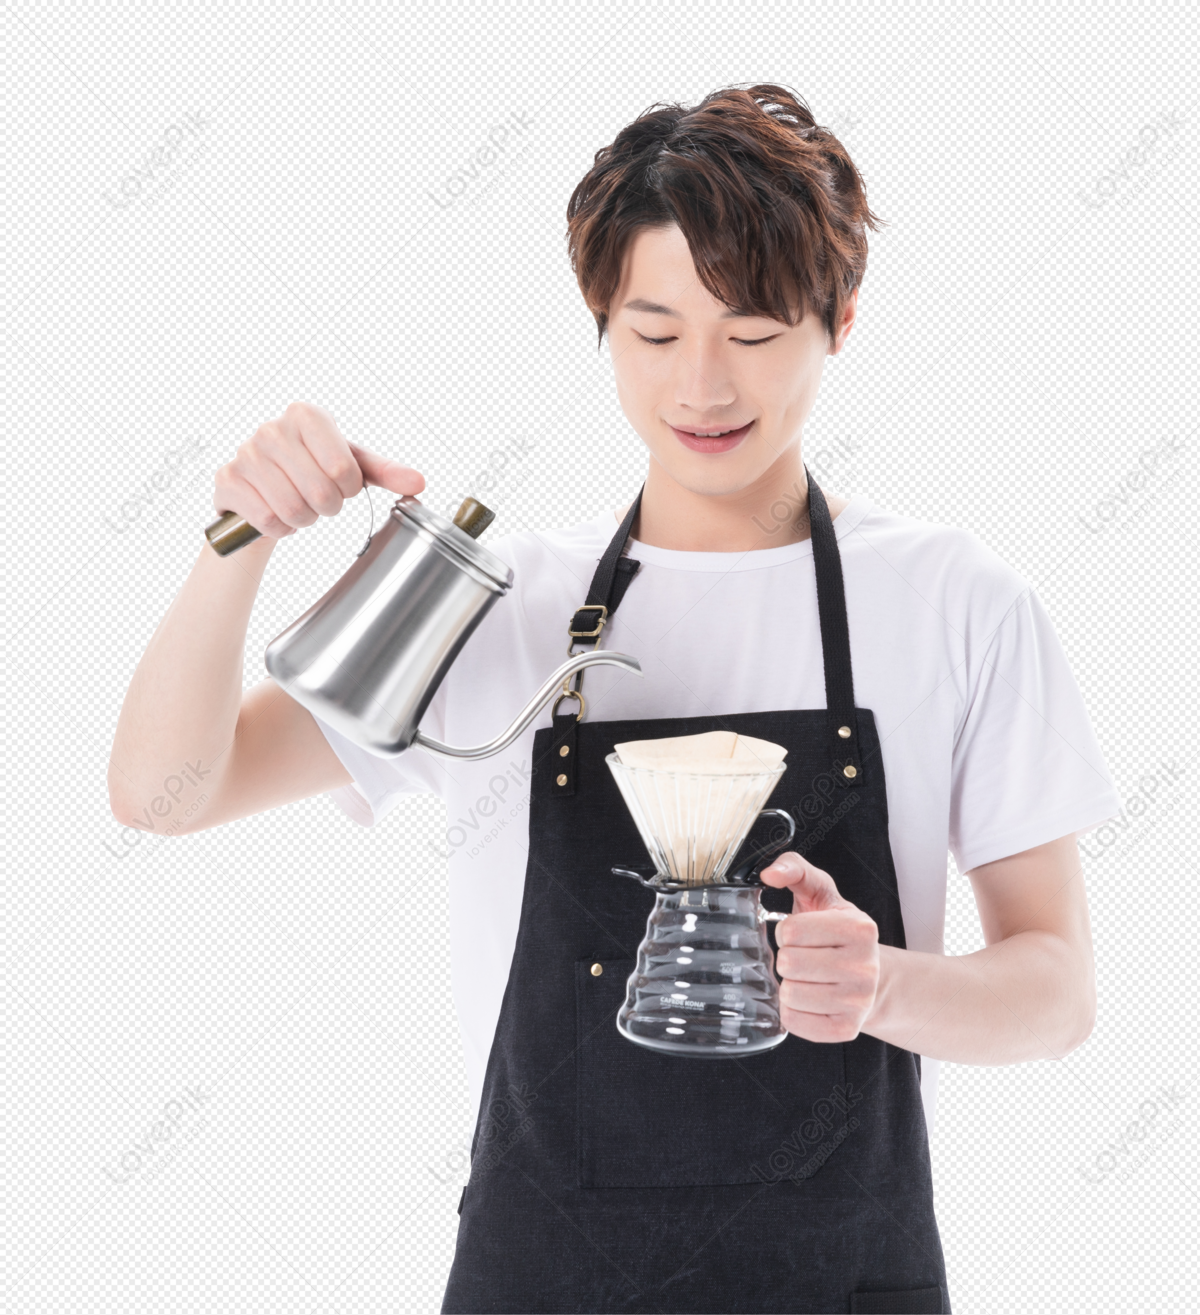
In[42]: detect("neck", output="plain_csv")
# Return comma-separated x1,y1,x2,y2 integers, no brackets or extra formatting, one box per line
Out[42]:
623,449,848,551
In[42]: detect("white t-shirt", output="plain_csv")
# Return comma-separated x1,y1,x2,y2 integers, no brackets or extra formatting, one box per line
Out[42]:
311,496,1120,1137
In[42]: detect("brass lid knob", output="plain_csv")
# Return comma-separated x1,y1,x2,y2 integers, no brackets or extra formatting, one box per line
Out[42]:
452,497,496,540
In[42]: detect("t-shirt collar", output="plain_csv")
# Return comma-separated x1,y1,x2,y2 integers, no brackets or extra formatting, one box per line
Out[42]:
595,495,873,572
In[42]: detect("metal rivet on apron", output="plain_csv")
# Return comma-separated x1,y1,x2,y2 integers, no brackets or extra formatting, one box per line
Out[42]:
590,963,603,976
838,725,852,738
559,744,570,756
557,773,568,786
843,764,858,779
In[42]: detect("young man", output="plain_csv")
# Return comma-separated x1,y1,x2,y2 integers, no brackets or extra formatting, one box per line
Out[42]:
109,85,1119,1313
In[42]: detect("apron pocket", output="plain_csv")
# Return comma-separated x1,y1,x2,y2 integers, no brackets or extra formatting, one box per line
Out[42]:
576,957,850,1189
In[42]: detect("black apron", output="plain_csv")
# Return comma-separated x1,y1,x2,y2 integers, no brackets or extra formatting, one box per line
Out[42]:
441,471,950,1314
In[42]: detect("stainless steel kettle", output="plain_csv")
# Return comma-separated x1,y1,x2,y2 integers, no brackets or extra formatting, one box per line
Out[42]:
203,496,641,759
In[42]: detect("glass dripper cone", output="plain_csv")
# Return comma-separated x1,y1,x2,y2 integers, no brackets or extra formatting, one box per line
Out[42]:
606,754,786,887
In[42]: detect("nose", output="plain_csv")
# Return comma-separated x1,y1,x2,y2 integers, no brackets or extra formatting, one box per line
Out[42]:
672,337,738,415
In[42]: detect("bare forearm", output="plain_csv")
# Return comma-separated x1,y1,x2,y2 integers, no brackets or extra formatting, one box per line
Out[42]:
107,535,276,825
862,932,1095,1065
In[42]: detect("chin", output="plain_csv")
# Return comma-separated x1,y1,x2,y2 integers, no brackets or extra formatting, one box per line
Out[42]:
651,448,772,499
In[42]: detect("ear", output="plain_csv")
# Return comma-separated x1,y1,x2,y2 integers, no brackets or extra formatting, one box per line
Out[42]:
830,286,858,355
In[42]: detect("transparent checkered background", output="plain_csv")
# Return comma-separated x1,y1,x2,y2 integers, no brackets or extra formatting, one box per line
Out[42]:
7,2,1197,1311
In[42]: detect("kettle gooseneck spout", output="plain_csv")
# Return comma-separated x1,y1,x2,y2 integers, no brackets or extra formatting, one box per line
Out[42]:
412,650,642,761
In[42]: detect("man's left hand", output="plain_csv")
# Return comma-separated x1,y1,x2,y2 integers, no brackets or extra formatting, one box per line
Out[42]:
759,852,880,1044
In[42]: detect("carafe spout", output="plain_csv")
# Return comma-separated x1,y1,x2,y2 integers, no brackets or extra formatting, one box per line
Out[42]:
411,651,642,761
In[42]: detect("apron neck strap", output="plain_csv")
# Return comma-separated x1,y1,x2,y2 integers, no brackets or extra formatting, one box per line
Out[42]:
805,467,857,724
585,484,644,609
547,487,646,799
589,473,856,709
559,468,863,791
804,468,863,784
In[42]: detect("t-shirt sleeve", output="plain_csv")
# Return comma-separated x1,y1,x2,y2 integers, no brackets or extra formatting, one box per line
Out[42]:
311,713,442,826
310,667,451,826
949,582,1121,872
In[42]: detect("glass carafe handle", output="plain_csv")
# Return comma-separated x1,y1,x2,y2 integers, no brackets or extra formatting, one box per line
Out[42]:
731,807,796,921
727,808,796,885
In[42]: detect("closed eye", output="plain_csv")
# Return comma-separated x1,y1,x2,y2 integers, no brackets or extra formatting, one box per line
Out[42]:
635,332,780,347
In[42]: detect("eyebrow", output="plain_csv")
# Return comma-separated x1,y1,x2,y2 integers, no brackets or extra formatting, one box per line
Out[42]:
620,297,762,320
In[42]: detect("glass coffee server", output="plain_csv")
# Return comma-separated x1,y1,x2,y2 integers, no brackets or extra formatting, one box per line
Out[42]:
607,754,797,1057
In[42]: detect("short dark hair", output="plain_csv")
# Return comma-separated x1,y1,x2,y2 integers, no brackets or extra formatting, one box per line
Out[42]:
566,84,885,348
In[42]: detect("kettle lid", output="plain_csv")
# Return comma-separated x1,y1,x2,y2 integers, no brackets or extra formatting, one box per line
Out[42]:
391,495,514,590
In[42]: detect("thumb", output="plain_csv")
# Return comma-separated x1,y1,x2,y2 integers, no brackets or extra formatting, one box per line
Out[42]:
759,851,849,912
348,441,426,496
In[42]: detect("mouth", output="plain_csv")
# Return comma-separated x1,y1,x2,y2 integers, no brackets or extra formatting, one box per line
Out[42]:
668,420,755,453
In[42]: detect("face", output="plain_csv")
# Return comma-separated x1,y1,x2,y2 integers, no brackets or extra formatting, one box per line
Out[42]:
607,223,856,497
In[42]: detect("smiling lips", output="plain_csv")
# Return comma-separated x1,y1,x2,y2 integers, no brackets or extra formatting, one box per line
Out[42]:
669,419,755,453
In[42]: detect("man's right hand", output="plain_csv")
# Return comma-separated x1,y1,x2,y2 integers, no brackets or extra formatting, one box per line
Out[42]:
213,400,426,540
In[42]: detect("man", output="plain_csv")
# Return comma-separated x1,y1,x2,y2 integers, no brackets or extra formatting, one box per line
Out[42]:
109,85,1119,1313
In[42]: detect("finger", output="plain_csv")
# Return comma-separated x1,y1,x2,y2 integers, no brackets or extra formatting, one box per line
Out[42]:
236,447,319,531
283,405,366,503
212,469,297,540
261,423,351,518
775,907,870,948
760,851,833,891
759,852,848,911
758,849,805,885
775,945,845,981
779,979,862,1014
780,1005,864,1045
776,951,876,1002
348,441,426,496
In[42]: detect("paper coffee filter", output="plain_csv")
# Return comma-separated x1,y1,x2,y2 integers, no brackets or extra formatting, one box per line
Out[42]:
613,729,786,775
608,731,788,886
